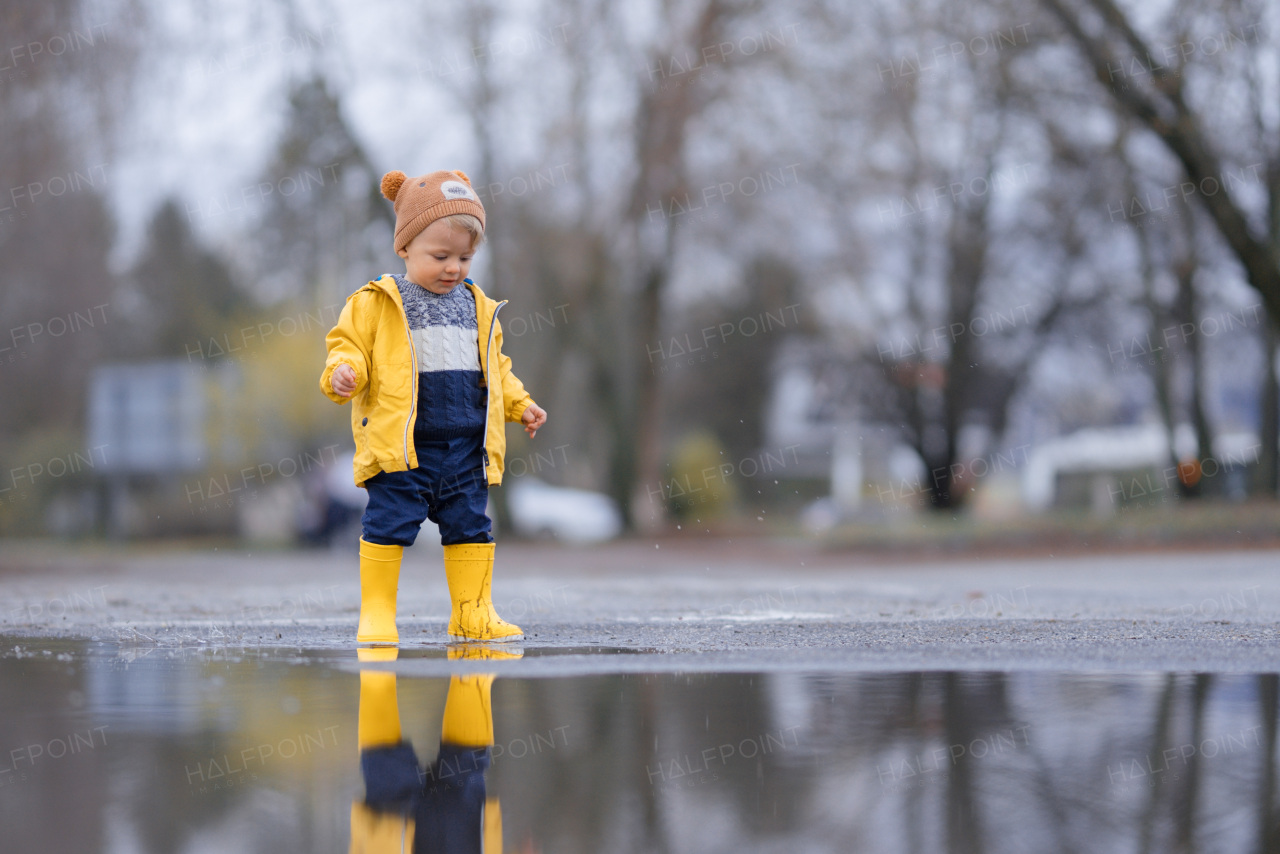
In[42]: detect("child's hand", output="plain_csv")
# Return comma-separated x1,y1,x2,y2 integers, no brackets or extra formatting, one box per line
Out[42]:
521,403,547,438
331,364,357,397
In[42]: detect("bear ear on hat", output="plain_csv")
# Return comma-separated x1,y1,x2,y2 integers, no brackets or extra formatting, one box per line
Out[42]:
381,170,407,202
452,169,472,186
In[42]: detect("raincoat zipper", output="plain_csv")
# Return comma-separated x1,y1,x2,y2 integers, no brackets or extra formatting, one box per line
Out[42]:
398,285,418,468
481,299,508,477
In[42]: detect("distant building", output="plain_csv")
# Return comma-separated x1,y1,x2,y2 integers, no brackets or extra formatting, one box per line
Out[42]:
1022,423,1258,512
88,361,208,474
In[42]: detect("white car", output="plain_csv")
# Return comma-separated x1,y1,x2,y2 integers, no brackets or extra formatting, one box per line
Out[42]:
506,478,623,543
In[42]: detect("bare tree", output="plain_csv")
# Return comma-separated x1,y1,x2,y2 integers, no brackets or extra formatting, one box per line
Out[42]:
0,0,144,532
1041,0,1280,492
815,0,1089,509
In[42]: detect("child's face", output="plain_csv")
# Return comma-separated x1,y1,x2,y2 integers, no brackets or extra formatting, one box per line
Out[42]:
397,218,476,294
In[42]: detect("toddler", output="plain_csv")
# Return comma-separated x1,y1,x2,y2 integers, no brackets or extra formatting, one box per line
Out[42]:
320,169,547,644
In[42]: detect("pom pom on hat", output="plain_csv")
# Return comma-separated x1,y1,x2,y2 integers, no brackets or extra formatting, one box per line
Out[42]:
381,170,407,202
452,169,472,186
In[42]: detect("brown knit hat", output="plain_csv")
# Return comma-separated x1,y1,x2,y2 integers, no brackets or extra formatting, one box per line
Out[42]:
380,169,486,253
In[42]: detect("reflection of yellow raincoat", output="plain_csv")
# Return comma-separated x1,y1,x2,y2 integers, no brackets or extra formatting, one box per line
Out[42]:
320,276,535,488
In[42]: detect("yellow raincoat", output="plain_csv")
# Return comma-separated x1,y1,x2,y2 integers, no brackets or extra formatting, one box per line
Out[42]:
320,275,535,488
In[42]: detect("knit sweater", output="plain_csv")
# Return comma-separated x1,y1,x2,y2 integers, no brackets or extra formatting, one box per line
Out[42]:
393,275,486,440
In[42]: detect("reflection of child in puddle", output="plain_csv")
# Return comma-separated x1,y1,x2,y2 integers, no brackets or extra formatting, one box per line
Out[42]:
349,645,528,853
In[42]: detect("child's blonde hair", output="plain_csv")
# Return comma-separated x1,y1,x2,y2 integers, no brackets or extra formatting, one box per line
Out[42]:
440,213,485,250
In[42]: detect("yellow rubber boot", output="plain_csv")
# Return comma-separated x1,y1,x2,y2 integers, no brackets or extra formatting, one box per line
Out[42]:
443,543,522,641
357,539,402,645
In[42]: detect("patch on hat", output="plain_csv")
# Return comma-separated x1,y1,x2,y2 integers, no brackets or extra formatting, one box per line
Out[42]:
440,180,477,202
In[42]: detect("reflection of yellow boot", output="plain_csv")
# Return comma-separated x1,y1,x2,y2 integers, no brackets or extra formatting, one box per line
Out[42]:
441,673,497,747
349,801,413,853
446,643,524,662
443,543,522,642
352,648,415,853
357,648,401,750
484,797,504,854
441,643,523,747
358,539,402,645
434,645,518,854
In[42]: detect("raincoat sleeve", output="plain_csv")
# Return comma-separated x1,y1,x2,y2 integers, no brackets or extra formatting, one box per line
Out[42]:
493,318,535,422
320,291,374,405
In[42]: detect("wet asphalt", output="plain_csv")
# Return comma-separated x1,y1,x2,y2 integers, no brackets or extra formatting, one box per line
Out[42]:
1,538,1278,673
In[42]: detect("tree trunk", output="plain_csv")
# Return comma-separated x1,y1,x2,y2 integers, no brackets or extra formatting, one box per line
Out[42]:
1258,319,1279,497
621,0,729,529
1175,261,1213,498
1129,177,1182,489
926,162,993,511
629,260,670,528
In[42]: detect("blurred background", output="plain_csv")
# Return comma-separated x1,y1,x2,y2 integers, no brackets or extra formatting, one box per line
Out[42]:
3,0,1280,550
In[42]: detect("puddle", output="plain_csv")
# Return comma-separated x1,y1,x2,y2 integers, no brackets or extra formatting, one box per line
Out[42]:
0,636,1275,852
